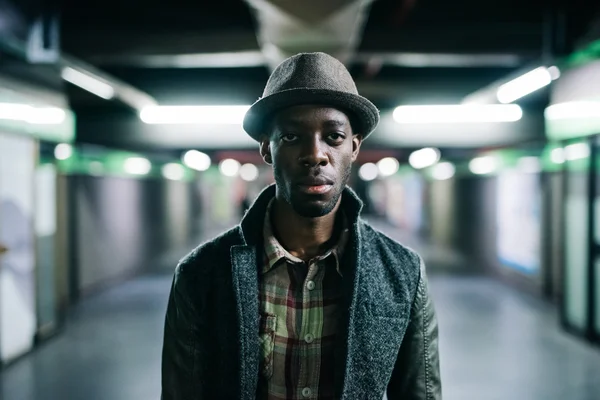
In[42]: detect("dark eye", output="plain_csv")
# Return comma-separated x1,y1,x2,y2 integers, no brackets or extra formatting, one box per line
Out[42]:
328,133,346,143
281,133,298,143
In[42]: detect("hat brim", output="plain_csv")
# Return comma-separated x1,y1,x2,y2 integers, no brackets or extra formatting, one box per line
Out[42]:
242,88,380,142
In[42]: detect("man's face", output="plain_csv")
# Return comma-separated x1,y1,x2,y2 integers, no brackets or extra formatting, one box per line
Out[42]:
260,105,362,218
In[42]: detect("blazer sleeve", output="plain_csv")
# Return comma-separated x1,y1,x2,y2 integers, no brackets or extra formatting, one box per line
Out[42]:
387,258,442,400
161,263,206,399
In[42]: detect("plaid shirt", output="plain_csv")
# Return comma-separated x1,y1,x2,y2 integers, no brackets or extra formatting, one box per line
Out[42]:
257,200,349,400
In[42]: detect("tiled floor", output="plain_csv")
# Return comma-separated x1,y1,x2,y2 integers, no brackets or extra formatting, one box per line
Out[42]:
431,275,600,400
2,222,600,400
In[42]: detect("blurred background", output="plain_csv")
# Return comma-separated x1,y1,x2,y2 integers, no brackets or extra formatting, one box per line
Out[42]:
0,0,600,399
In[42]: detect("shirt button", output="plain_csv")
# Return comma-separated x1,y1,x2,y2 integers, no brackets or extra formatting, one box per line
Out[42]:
304,333,314,344
306,280,315,290
302,387,312,398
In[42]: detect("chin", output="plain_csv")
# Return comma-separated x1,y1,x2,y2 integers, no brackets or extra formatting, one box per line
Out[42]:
292,204,331,218
290,196,339,218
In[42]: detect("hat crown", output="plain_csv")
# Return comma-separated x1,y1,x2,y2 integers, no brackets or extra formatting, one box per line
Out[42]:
262,52,358,97
243,52,379,141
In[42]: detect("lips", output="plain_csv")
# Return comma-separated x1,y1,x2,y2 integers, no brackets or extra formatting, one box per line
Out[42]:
297,177,334,186
297,176,334,195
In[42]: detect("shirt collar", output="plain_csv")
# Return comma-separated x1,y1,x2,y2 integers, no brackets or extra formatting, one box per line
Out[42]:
262,198,349,276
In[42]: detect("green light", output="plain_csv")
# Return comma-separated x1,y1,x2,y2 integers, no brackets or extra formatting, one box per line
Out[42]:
566,39,600,68
53,147,196,181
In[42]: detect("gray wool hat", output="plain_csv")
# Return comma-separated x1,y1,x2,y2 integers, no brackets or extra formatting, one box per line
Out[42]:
242,52,380,141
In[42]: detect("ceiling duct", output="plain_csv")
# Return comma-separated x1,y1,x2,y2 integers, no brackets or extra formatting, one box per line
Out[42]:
245,0,376,69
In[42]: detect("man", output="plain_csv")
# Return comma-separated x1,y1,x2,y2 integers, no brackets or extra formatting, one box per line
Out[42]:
161,52,441,400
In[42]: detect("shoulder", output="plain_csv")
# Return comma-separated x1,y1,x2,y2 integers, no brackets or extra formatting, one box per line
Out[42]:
358,219,423,282
173,226,244,286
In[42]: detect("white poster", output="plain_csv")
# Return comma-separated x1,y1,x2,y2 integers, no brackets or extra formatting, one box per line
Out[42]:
0,133,37,363
496,170,541,274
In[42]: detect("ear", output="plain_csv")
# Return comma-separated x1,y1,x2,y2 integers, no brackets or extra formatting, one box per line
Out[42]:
351,134,363,162
259,137,272,165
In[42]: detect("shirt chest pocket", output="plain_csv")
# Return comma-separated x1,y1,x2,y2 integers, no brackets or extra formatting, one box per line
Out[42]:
259,313,277,379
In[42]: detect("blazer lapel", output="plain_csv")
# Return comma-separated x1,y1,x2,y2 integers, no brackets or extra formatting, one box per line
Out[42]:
334,220,363,399
231,244,260,400
335,222,413,399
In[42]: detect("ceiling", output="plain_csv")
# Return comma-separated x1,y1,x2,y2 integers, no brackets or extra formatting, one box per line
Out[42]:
3,0,600,155
59,0,548,108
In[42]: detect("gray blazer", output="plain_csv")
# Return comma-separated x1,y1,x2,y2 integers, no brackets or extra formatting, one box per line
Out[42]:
161,184,442,399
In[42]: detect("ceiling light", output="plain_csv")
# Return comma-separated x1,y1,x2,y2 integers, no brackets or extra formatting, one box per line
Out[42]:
124,157,151,175
61,67,115,100
377,157,399,177
393,104,522,124
564,143,590,161
550,148,565,164
54,143,73,160
139,105,251,124
0,103,29,121
358,163,378,181
544,101,600,120
239,163,259,182
409,148,441,169
548,66,561,80
517,156,541,173
0,103,66,125
431,162,455,180
27,107,66,125
219,159,241,177
162,163,186,180
469,156,497,175
182,150,211,171
496,67,552,104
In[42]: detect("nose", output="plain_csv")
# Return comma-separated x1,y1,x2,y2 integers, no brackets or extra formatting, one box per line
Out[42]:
298,136,329,167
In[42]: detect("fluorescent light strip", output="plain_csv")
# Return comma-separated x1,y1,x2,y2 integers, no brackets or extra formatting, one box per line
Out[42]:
496,67,552,104
545,101,600,120
140,105,251,124
27,107,66,124
547,66,561,80
0,103,29,121
393,104,522,124
0,103,66,125
61,67,115,100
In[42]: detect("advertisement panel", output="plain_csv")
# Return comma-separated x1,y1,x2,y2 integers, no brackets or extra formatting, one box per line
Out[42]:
384,172,425,232
0,133,37,363
496,170,541,274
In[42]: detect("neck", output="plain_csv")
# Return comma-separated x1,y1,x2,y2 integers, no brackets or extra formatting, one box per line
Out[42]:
271,193,342,261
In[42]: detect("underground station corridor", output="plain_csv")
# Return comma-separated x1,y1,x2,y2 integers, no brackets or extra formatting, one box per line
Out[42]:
2,1,600,399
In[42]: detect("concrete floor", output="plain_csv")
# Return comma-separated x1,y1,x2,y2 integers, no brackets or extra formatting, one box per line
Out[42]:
2,222,600,400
